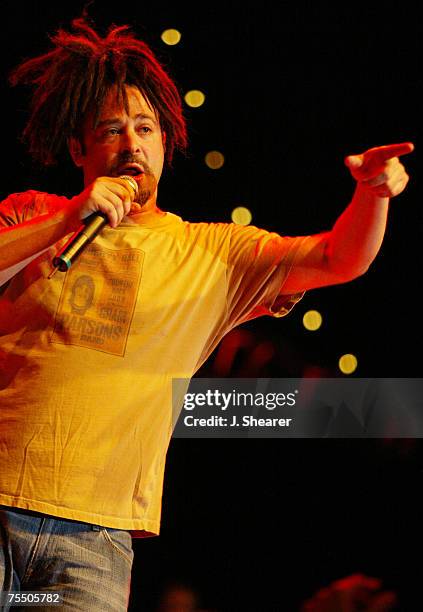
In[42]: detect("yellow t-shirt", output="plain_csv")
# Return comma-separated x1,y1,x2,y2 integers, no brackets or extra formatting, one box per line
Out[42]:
0,191,305,536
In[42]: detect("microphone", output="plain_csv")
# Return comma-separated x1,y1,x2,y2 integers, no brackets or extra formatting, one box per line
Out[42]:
49,175,138,277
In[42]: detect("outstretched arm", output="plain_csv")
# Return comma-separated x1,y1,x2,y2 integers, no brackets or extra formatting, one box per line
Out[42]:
280,142,414,294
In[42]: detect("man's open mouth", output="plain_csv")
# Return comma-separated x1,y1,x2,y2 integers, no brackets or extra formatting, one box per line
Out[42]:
117,163,144,177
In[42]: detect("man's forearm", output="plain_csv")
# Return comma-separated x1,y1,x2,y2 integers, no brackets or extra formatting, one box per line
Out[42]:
325,183,390,279
279,142,412,295
0,206,81,272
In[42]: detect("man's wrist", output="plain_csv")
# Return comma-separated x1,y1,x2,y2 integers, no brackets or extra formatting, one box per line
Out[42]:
59,197,84,234
353,182,390,207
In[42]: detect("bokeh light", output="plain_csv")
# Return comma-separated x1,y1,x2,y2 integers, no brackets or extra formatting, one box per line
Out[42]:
205,151,225,169
303,310,322,331
184,90,206,108
160,29,182,45
338,353,358,375
231,207,252,226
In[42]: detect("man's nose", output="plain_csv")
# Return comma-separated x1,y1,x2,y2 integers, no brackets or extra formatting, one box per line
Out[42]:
120,128,141,153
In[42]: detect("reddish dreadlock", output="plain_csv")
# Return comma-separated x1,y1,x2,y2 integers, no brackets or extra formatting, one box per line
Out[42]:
9,18,187,166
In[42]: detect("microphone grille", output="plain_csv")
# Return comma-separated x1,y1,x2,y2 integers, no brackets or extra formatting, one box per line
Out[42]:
119,175,139,198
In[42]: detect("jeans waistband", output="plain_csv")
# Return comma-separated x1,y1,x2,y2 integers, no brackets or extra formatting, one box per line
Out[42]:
1,505,103,531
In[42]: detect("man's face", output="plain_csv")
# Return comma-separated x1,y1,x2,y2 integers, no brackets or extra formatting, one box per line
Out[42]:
70,85,166,211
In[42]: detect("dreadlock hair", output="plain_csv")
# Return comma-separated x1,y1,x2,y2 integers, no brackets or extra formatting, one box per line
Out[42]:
9,17,188,166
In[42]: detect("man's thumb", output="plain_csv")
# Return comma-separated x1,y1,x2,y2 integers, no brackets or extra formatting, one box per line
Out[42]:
344,154,363,169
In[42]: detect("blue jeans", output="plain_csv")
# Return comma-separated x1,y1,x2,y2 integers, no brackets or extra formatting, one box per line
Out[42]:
0,506,134,611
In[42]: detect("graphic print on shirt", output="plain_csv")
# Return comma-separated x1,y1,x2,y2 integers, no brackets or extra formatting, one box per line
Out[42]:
50,243,144,356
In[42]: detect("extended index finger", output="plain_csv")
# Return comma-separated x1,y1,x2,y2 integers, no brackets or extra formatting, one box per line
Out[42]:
366,141,414,163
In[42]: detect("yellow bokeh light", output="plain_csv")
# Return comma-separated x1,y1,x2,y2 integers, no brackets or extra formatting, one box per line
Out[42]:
161,29,182,46
303,310,322,331
231,207,252,226
338,353,358,375
205,151,225,170
184,90,206,108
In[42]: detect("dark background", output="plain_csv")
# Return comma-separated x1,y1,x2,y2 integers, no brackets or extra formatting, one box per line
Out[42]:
1,2,422,610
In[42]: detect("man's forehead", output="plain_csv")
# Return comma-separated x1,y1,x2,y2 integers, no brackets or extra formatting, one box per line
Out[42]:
95,85,158,124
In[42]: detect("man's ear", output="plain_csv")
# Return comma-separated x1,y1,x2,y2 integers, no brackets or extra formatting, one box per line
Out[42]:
162,131,167,152
68,137,84,167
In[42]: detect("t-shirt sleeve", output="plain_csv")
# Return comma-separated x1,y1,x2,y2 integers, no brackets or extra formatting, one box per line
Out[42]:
0,191,70,287
0,190,69,227
0,191,34,227
225,223,309,329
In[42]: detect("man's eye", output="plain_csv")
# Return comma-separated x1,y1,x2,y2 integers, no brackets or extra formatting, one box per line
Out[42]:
138,126,152,134
106,128,120,136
